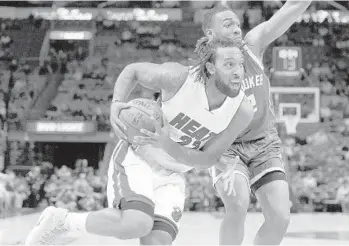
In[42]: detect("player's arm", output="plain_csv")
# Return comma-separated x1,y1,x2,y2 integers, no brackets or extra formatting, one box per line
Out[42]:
110,62,188,139
161,96,254,169
112,62,188,102
245,0,312,56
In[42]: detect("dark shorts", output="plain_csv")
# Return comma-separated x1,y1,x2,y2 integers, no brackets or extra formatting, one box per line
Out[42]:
210,132,287,194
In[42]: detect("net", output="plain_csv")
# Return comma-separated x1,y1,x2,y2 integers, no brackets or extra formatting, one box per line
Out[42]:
282,115,300,135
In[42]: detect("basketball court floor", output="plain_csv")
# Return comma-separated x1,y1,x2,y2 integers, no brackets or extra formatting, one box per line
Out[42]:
0,211,348,245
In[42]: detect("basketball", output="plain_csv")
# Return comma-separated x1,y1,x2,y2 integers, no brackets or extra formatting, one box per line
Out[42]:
119,98,164,143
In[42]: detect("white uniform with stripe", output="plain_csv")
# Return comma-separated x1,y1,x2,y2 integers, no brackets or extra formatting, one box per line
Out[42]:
107,69,244,239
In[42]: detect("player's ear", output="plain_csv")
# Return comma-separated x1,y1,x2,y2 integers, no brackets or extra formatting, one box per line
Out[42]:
206,62,215,75
205,29,214,40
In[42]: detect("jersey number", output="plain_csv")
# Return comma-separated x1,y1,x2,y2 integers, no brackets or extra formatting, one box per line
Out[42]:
247,95,258,112
177,135,201,150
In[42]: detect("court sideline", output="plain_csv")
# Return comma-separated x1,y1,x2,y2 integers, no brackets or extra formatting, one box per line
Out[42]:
1,212,348,245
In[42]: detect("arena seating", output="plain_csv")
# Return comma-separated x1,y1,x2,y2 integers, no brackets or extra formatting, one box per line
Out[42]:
0,3,349,215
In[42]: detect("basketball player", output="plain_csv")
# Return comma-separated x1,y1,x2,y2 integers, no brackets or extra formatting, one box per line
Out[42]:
196,2,312,245
25,38,253,245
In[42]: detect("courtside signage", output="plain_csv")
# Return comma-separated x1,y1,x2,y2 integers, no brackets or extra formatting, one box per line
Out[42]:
26,121,96,134
0,7,182,21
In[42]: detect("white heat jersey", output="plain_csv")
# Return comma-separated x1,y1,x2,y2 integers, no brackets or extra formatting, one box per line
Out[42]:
163,70,244,150
129,70,245,173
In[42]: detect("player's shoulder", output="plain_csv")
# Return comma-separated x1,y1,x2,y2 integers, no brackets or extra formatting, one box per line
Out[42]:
161,62,190,84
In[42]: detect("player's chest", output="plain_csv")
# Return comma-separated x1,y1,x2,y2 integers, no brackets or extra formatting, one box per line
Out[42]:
164,105,230,135
163,107,224,150
162,84,239,135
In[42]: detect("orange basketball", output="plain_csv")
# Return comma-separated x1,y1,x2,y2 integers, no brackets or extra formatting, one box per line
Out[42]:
119,98,163,143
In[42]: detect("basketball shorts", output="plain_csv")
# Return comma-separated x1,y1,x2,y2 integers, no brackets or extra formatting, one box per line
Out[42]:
210,132,287,194
107,140,186,241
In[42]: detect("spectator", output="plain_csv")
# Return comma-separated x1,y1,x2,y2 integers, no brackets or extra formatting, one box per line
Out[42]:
38,59,53,76
336,179,349,212
74,46,87,62
0,33,13,49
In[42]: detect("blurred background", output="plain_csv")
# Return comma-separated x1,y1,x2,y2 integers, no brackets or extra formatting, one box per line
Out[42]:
0,0,348,218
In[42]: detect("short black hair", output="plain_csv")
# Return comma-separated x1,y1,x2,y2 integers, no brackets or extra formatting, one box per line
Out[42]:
202,6,233,34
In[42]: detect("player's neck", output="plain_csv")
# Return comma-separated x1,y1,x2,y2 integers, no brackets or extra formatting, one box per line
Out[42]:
205,78,227,111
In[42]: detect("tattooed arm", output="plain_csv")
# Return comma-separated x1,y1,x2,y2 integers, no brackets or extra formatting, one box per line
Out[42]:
112,62,188,102
110,62,188,139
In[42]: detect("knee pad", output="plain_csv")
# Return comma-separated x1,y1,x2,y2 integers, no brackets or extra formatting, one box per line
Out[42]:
122,209,154,238
97,208,154,239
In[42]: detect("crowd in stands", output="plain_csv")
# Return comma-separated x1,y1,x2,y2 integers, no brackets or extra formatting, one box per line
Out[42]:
0,18,49,132
0,3,349,217
0,160,264,215
1,142,348,216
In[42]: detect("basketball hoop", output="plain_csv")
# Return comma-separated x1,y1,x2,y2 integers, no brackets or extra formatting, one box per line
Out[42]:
282,115,300,135
278,102,301,135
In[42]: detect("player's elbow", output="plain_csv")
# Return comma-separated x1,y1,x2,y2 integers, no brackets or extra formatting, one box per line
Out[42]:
124,63,135,71
118,64,138,82
123,63,138,76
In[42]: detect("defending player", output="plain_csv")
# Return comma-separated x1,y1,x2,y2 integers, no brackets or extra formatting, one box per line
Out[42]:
196,1,312,245
25,38,253,245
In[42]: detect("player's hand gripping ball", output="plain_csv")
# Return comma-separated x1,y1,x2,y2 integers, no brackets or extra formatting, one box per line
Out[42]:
110,100,130,140
128,101,171,148
118,98,164,144
132,114,171,148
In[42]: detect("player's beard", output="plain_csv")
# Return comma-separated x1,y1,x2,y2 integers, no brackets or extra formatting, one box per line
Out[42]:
215,75,241,98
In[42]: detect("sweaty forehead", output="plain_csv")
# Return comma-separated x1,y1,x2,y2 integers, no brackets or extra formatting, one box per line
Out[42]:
214,10,240,24
216,46,243,61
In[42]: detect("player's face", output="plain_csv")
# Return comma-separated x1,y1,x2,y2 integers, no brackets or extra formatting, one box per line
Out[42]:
210,11,242,42
213,46,244,97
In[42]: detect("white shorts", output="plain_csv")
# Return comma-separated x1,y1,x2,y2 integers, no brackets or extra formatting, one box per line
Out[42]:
107,140,186,241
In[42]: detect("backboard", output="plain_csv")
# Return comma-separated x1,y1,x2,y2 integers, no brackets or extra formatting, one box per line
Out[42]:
272,47,302,77
270,87,320,124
